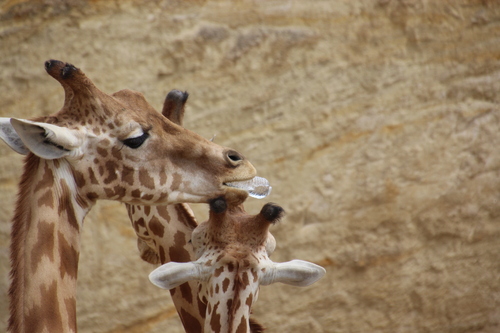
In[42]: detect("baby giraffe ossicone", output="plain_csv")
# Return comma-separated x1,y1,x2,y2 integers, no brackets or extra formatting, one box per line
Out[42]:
149,193,326,333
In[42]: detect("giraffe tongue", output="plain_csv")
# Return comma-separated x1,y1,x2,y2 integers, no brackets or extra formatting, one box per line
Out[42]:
225,176,272,199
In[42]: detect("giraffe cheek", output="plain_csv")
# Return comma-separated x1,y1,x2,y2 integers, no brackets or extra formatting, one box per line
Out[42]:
138,168,155,190
121,165,135,186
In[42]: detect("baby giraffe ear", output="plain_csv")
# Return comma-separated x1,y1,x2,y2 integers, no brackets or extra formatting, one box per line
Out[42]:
149,262,205,290
261,259,326,287
0,118,29,155
9,118,84,160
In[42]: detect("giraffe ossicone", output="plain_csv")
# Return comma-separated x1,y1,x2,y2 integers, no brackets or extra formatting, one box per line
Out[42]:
0,59,266,333
149,193,326,333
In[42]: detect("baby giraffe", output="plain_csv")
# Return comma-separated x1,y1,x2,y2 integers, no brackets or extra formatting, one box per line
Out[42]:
149,193,326,333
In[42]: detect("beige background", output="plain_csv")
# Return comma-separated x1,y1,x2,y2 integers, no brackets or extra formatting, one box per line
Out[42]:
1,0,499,332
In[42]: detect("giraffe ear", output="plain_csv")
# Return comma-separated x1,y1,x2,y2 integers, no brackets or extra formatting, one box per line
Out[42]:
261,260,326,287
0,118,30,155
149,262,205,290
9,118,84,160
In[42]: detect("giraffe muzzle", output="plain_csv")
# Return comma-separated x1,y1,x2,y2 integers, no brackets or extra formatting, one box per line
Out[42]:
224,176,272,199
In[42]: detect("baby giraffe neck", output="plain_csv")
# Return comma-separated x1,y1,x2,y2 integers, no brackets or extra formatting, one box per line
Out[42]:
205,262,259,333
9,155,90,333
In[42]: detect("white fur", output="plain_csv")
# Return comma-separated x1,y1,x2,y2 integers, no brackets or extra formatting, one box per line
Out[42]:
149,261,209,290
9,118,84,159
260,259,326,287
0,117,29,155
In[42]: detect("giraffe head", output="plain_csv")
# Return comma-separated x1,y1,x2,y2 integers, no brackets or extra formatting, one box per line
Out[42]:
0,60,259,205
149,194,326,333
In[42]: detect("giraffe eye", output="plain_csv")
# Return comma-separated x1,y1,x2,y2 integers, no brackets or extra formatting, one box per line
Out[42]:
122,132,149,149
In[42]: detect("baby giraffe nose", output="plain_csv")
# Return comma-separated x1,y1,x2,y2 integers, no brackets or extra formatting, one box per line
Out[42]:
225,149,245,167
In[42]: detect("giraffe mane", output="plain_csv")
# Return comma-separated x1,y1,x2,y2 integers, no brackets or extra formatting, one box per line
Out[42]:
249,317,266,332
8,153,41,332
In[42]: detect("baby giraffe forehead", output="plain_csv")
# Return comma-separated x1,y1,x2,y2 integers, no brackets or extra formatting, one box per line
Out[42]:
208,249,267,281
208,215,270,247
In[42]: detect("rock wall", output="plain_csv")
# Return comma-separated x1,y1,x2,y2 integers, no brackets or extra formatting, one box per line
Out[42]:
1,0,499,332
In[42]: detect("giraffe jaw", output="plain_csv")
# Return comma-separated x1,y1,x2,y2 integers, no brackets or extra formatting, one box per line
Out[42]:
223,176,272,199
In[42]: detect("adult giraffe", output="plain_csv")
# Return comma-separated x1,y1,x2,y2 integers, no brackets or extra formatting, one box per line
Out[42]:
127,89,271,332
0,60,261,333
127,89,208,332
149,193,326,333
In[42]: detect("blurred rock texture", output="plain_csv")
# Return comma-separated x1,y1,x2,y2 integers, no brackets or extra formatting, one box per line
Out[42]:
1,0,500,332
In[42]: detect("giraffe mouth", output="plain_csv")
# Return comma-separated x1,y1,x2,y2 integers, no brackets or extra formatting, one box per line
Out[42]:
223,176,272,199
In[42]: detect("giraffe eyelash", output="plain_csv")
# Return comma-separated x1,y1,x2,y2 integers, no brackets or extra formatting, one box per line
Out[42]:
122,131,150,149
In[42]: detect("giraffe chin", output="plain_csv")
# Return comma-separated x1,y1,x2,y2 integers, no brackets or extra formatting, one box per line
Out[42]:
223,176,272,199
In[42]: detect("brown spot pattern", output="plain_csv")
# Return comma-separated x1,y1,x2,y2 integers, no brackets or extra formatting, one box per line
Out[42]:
87,192,98,201
121,165,135,186
104,185,126,199
214,266,225,277
148,216,165,238
169,231,191,262
134,217,146,230
25,281,64,333
227,261,235,272
156,206,170,221
235,316,248,333
222,277,231,293
215,253,225,263
111,146,122,160
251,269,259,283
58,180,79,231
96,146,108,157
241,272,250,288
245,293,253,307
34,164,54,193
37,190,54,208
198,295,207,318
159,166,167,186
176,204,198,230
104,160,119,184
73,170,86,187
180,282,193,304
31,221,55,273
179,308,203,333
209,302,222,333
159,245,166,263
142,193,154,201
171,172,182,190
58,231,79,280
139,168,155,189
65,297,77,331
88,167,99,185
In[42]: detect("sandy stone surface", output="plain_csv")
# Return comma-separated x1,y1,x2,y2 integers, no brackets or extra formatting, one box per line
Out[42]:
1,0,499,332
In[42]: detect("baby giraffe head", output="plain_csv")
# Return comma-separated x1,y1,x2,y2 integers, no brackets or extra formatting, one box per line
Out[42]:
149,194,326,333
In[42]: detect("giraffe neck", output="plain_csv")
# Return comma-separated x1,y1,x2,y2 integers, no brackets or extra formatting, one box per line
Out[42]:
9,154,91,333
205,262,259,333
127,203,206,332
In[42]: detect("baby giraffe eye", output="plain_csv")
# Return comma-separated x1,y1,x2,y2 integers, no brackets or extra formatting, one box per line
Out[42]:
122,132,149,149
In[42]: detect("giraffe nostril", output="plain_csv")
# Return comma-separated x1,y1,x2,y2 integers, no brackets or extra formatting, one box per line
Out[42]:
228,154,242,162
226,150,244,166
